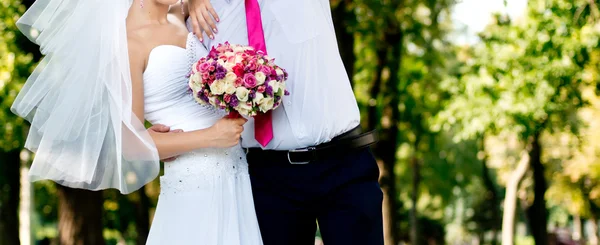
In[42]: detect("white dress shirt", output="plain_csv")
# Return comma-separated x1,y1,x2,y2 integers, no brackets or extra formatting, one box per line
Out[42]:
202,0,360,150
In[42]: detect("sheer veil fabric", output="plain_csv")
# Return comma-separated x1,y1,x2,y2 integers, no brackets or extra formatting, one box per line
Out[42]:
12,0,160,194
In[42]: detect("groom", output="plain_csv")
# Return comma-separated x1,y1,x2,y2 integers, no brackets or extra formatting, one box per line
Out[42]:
183,0,384,244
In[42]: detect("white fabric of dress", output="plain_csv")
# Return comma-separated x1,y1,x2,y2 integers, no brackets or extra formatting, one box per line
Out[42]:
144,31,263,245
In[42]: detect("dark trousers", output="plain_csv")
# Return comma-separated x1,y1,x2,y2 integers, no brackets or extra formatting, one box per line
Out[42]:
247,147,384,245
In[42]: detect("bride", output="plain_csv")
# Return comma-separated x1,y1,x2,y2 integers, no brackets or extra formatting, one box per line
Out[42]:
13,0,263,244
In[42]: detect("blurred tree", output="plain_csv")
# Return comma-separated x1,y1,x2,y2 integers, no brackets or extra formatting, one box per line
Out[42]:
57,187,104,245
0,1,35,244
352,0,459,243
2,1,106,244
331,0,357,86
434,0,600,244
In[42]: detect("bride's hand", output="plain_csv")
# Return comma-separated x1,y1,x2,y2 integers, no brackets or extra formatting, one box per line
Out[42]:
208,117,247,148
188,0,219,41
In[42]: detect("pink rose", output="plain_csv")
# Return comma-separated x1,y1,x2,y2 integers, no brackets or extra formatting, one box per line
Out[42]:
227,56,236,63
257,85,266,93
247,62,258,72
199,62,210,72
245,49,256,56
209,65,216,72
224,94,232,103
243,73,257,88
234,77,244,87
233,65,245,77
259,65,272,76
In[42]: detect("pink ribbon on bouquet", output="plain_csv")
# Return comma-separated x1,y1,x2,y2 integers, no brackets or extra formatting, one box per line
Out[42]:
245,0,272,147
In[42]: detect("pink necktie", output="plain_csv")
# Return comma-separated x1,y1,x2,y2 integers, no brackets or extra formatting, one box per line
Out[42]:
245,0,273,147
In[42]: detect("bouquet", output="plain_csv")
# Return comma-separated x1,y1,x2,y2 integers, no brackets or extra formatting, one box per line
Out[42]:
188,42,289,117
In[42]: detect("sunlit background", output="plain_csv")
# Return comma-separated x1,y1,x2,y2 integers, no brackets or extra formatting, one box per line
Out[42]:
1,0,600,244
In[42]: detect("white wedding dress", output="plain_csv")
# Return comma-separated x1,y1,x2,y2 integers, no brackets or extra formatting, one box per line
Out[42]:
143,31,263,245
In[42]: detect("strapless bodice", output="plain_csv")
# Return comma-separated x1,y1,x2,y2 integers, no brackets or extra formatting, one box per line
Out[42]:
143,32,226,131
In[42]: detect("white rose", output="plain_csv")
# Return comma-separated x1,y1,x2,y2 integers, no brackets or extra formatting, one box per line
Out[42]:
224,51,235,57
258,59,265,65
276,68,284,76
258,97,274,113
208,96,217,106
253,92,265,105
223,62,235,70
233,45,246,53
190,82,202,93
235,102,253,116
235,87,250,102
234,54,244,64
209,79,226,95
224,80,236,95
191,73,201,84
224,72,237,83
255,72,266,85
217,59,226,67
268,80,280,94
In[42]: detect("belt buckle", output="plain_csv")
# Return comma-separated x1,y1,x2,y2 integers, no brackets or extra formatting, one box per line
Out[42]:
287,147,315,164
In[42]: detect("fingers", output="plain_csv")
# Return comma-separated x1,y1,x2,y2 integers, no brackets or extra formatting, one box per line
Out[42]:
149,124,170,132
207,5,219,23
190,15,203,41
234,118,248,125
201,7,218,36
196,9,214,39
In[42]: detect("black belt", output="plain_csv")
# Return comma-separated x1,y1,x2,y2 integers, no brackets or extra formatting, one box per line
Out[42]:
246,126,378,164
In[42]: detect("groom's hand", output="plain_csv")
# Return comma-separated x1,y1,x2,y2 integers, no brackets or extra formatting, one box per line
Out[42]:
188,0,219,41
148,124,184,162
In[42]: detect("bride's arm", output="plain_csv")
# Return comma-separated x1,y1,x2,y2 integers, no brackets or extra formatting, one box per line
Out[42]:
128,39,245,160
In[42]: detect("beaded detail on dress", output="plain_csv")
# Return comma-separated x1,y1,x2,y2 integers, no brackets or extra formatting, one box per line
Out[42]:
159,145,249,195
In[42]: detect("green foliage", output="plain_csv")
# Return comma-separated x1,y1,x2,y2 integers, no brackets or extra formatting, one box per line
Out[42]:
435,0,599,142
0,0,35,151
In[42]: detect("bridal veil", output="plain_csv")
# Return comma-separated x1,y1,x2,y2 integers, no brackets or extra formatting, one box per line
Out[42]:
12,0,160,194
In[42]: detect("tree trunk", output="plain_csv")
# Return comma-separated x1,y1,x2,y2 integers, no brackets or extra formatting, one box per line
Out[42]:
331,0,356,86
0,150,21,245
409,154,421,245
480,136,500,245
57,186,104,245
590,214,599,245
366,46,387,132
526,132,548,245
501,150,531,245
375,30,403,245
573,215,582,241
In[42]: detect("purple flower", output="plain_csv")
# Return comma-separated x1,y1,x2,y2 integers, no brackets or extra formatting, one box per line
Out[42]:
265,85,274,97
197,91,209,102
249,90,256,100
230,96,239,107
215,65,227,80
284,90,290,96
